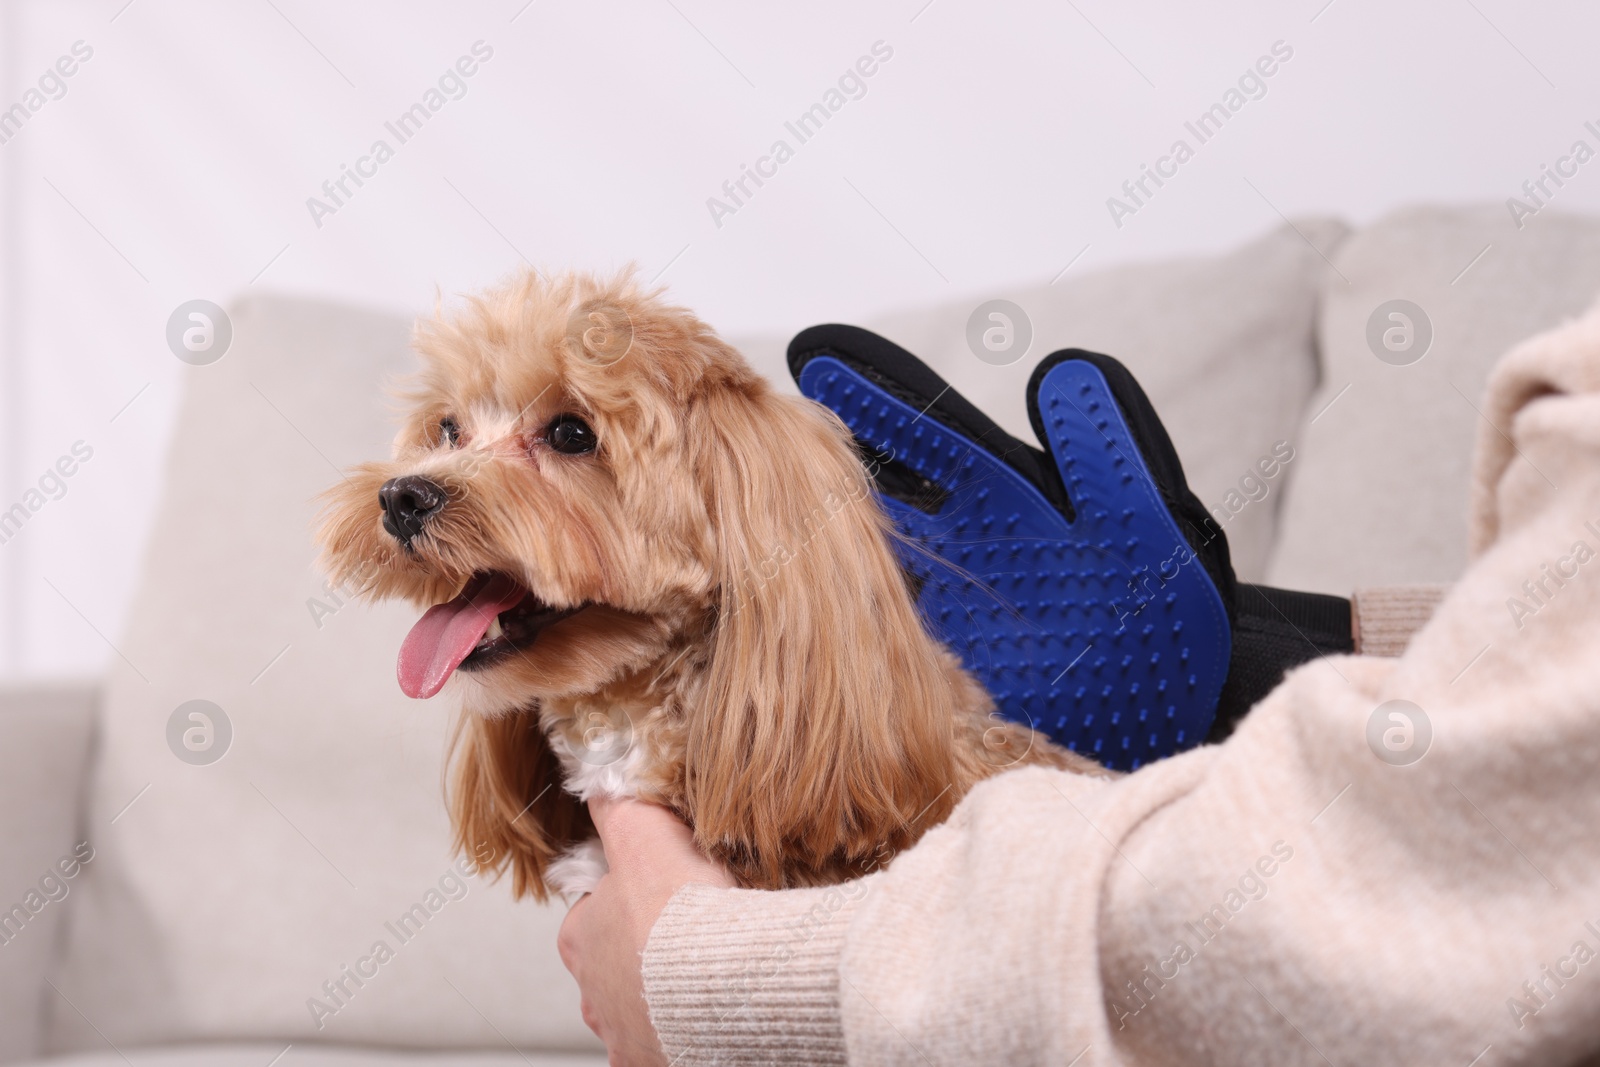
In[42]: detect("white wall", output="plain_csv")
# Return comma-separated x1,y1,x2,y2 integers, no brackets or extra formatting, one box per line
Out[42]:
3,0,1598,678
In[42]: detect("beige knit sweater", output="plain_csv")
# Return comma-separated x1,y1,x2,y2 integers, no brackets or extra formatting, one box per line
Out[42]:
642,298,1600,1066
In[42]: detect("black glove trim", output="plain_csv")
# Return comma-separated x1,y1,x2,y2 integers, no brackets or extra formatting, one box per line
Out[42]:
788,324,1075,521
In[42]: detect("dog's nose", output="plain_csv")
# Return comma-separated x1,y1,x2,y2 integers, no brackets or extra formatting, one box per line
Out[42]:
379,475,446,547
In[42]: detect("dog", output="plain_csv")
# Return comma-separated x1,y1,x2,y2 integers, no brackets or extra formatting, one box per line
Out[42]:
318,270,1101,899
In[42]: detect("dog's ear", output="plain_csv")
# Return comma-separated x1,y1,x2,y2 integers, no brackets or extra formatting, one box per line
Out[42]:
685,382,964,886
447,706,590,901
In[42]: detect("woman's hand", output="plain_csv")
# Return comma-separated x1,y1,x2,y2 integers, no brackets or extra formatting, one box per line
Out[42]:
558,796,735,1066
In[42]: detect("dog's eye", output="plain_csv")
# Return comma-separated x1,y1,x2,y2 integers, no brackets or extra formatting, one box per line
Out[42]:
439,417,462,449
546,414,597,455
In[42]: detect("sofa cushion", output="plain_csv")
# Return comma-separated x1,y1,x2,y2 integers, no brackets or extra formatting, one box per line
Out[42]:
0,683,95,1064
44,296,600,1057
734,219,1350,581
1267,206,1600,593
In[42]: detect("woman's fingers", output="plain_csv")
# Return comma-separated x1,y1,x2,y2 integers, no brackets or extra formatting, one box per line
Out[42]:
588,795,698,850
588,796,735,888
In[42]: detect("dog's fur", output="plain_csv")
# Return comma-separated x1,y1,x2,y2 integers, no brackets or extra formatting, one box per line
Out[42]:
318,270,1100,899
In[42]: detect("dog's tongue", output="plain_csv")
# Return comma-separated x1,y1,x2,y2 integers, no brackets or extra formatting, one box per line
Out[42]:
398,574,527,699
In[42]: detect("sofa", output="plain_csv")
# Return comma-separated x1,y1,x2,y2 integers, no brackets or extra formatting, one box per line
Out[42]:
5,204,1600,1065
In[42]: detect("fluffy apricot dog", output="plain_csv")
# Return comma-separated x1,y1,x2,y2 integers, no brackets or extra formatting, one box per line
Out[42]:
318,270,1097,899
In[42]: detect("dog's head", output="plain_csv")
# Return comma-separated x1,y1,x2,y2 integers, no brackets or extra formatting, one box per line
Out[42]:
319,271,738,708
318,270,966,895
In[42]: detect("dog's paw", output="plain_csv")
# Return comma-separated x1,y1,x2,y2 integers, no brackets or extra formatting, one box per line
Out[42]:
548,837,609,898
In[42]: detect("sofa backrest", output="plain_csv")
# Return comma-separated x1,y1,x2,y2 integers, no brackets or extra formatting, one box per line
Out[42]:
1268,205,1600,593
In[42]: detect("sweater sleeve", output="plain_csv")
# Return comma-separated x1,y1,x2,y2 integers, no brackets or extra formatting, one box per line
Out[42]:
642,880,867,1065
1096,300,1600,1065
1350,583,1448,656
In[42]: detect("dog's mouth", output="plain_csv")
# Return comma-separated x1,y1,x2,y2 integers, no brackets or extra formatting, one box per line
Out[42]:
397,571,585,699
